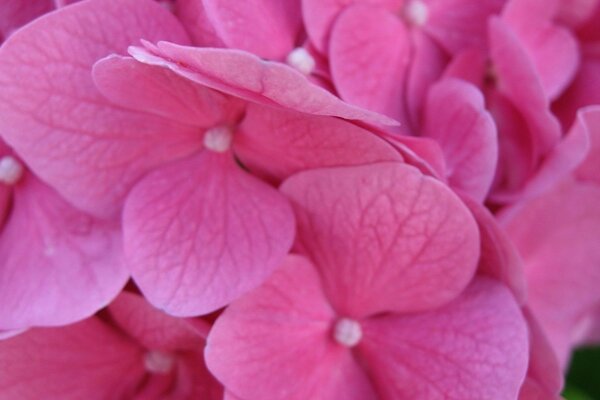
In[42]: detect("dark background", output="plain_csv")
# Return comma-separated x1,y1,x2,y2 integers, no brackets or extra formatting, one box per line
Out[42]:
564,346,600,399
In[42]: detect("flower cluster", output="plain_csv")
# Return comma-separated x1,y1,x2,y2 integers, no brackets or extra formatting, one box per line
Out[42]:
0,0,598,399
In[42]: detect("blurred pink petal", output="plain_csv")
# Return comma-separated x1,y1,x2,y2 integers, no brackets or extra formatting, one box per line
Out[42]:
0,0,53,40
423,78,498,201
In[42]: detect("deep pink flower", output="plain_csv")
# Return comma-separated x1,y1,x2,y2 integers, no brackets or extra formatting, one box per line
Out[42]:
206,162,529,399
0,0,401,316
0,140,126,331
0,291,222,399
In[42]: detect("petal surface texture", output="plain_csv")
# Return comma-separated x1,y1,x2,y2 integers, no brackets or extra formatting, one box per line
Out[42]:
280,162,480,317
123,152,295,316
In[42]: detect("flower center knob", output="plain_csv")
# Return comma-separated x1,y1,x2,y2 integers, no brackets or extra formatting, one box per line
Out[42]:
144,350,176,374
286,47,316,75
0,156,24,185
203,126,233,153
403,0,429,26
333,318,362,347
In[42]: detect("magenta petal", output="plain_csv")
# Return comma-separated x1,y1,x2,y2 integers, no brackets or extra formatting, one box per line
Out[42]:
206,255,377,400
574,106,600,185
128,41,398,126
423,78,498,201
359,278,529,399
0,0,194,217
203,0,301,59
234,103,403,182
0,0,53,39
280,162,480,317
0,318,144,399
124,152,295,316
329,4,411,121
93,55,231,127
0,176,126,330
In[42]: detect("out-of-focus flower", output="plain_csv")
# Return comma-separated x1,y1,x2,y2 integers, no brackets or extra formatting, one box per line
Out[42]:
0,291,222,399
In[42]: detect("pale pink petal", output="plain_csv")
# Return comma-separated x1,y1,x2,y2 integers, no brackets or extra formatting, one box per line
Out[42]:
206,255,377,400
503,0,580,99
174,0,225,47
423,78,498,201
128,41,399,126
359,278,529,399
123,152,295,316
504,179,600,366
0,175,126,329
329,4,411,122
302,0,401,53
108,292,210,351
234,103,403,182
0,318,144,399
425,0,505,53
280,162,480,317
461,195,527,304
202,0,302,60
0,0,196,218
93,55,233,127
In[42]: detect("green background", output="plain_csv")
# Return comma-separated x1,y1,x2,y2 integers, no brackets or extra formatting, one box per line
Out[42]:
564,346,600,399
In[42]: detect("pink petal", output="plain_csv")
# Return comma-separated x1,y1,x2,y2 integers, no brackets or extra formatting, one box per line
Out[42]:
280,162,480,317
556,0,598,29
553,55,600,128
329,4,411,122
504,179,600,366
425,0,505,53
489,17,561,157
443,48,488,88
423,78,498,201
359,278,529,399
503,0,580,99
0,318,144,399
461,195,527,304
128,41,399,126
405,31,447,131
574,106,600,184
206,255,377,400
123,152,295,316
202,0,302,60
234,103,403,182
0,0,53,40
174,0,225,47
93,55,233,127
0,0,195,218
0,175,126,329
108,292,209,351
302,0,400,53
381,133,447,179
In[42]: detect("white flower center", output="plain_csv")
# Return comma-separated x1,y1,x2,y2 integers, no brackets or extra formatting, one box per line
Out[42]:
144,350,175,374
0,156,24,185
286,47,316,75
403,0,429,26
333,318,362,347
203,126,233,153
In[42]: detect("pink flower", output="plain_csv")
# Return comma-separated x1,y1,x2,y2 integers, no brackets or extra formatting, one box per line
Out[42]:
205,162,529,399
0,140,126,331
0,291,222,399
0,0,400,317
